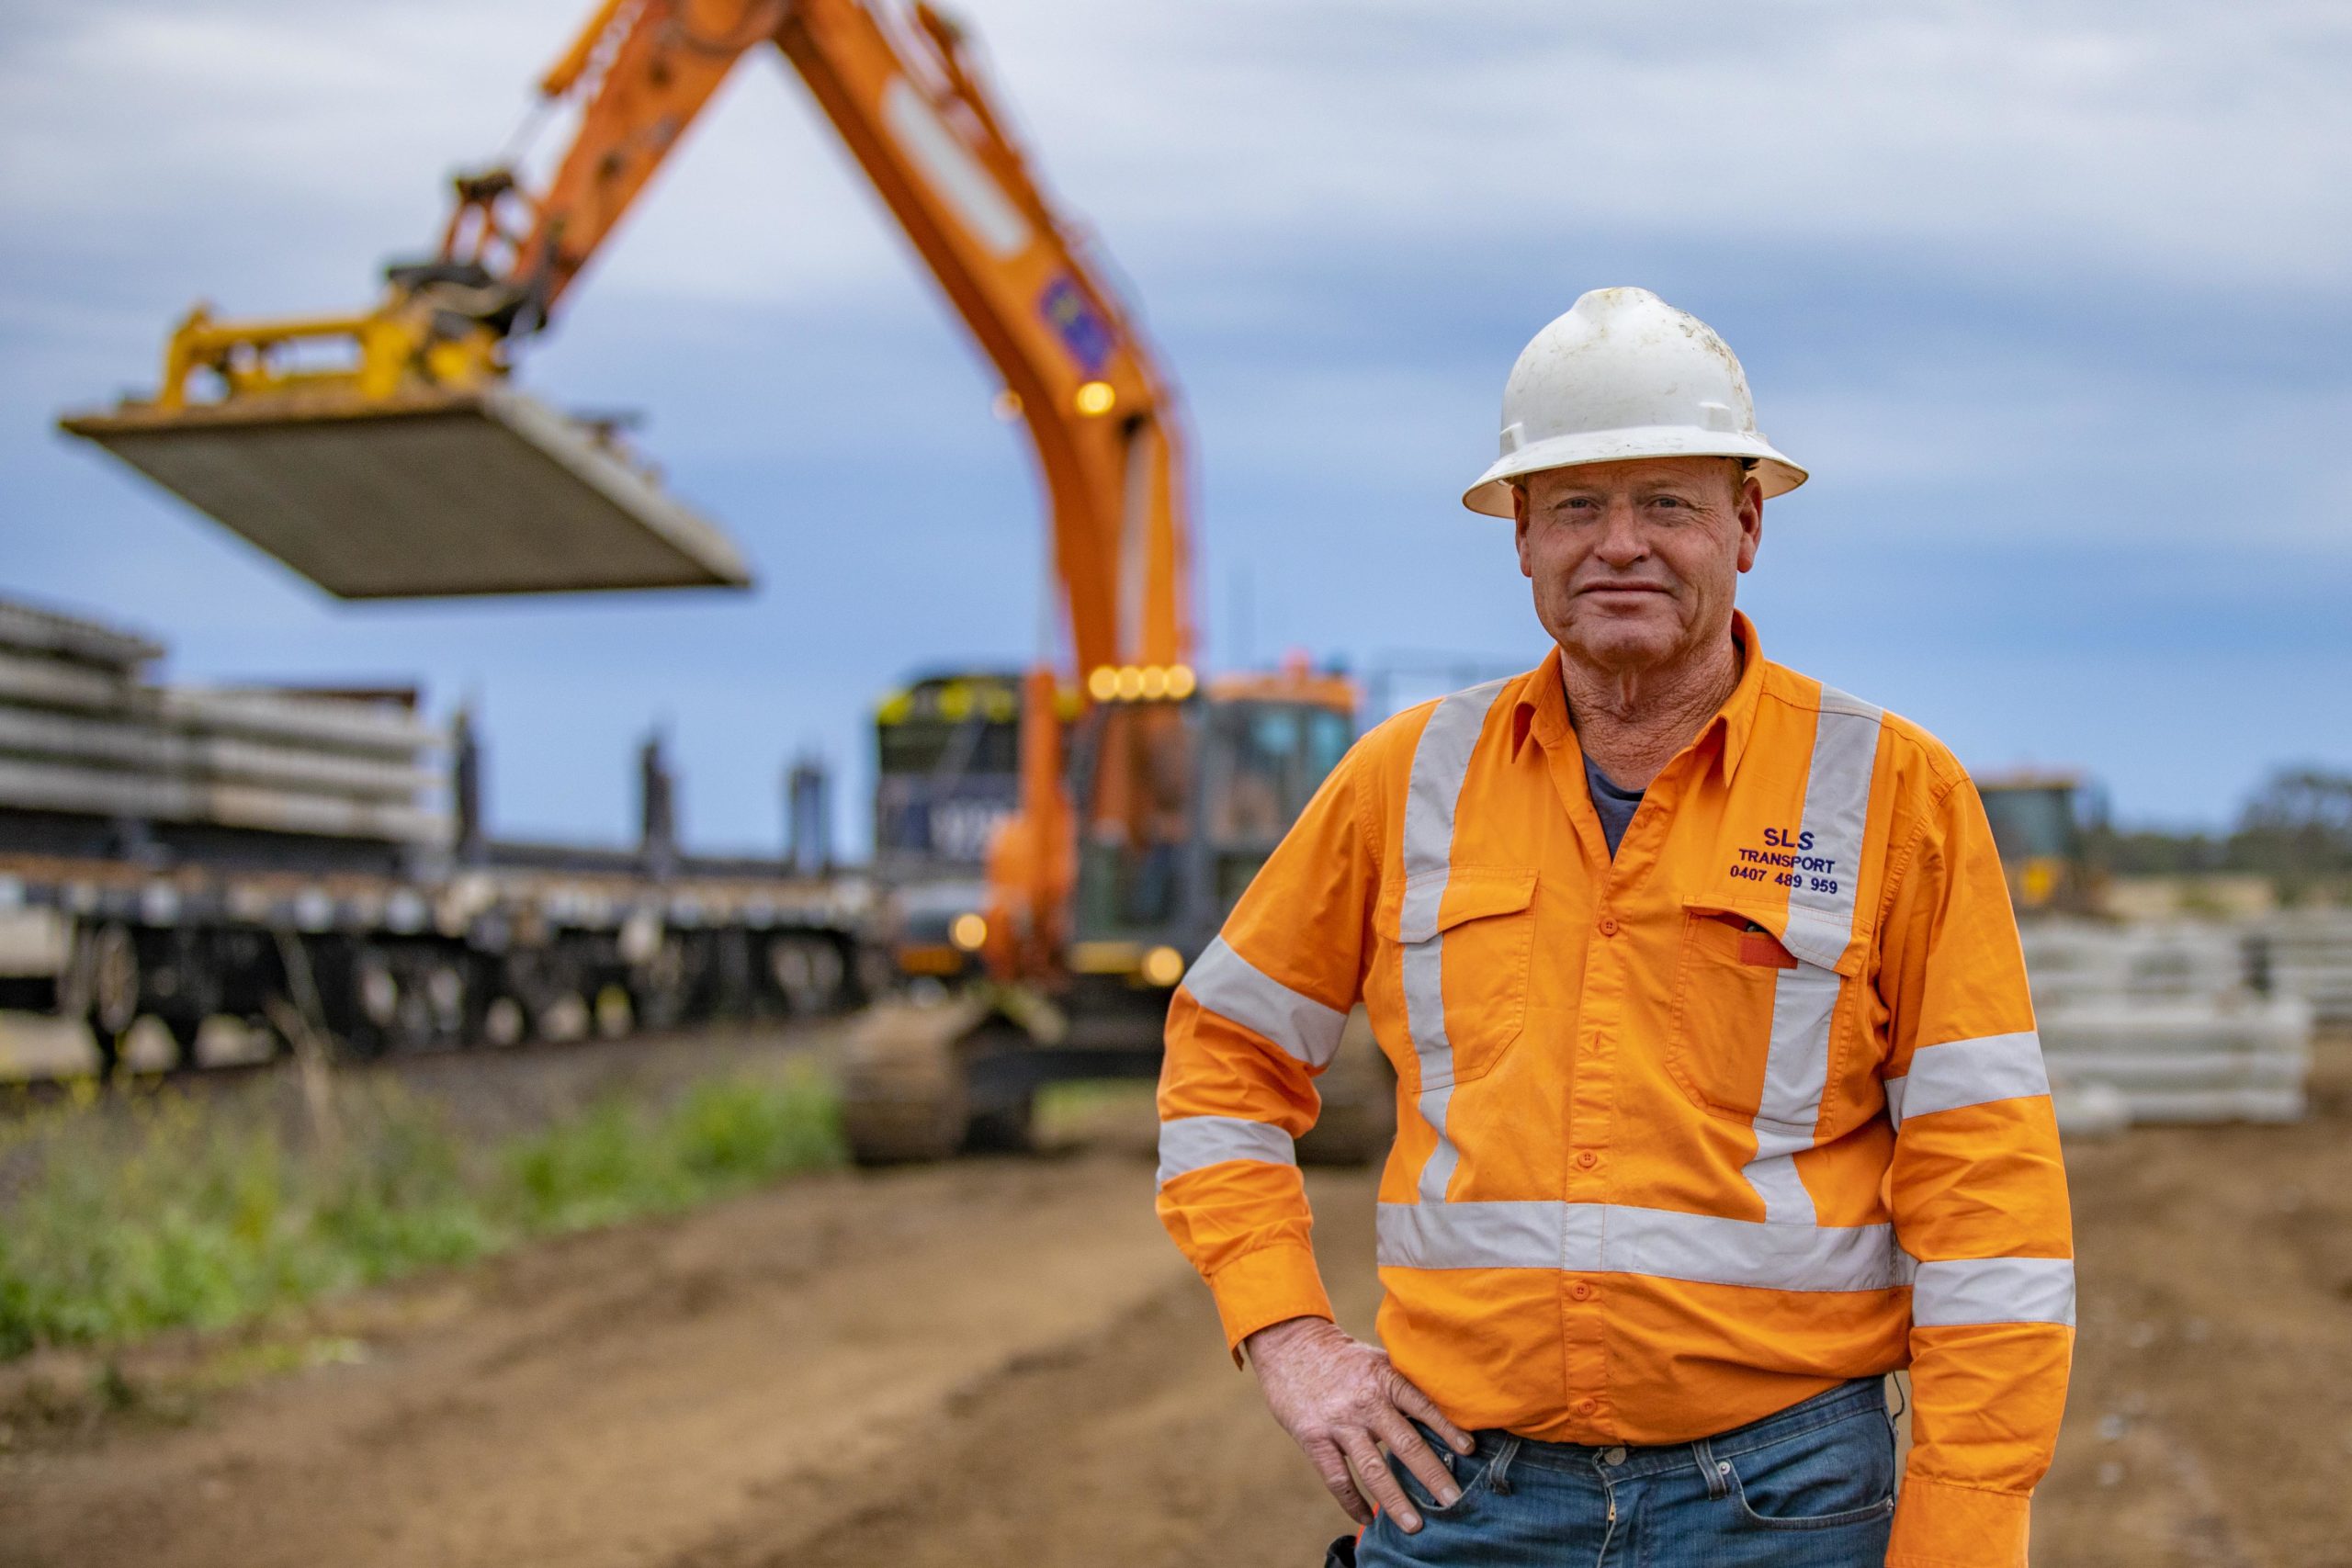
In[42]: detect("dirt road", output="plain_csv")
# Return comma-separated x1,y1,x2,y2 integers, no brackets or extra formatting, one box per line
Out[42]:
0,1101,1375,1568
6,1050,2350,1567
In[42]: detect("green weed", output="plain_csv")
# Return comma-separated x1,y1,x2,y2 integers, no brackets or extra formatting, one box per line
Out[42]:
0,1059,841,1359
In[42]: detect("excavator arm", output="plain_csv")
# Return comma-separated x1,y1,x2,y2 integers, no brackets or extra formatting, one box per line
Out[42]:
517,0,1192,674
63,0,1193,683
460,0,1204,973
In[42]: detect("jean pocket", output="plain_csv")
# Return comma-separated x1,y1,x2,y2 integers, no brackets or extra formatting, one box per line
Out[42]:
1392,1423,1488,1518
1724,1409,1897,1531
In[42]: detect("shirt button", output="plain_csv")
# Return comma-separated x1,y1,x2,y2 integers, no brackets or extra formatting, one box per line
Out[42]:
1576,1150,1600,1170
1570,1281,1595,1302
1598,915,1620,936
1603,1447,1629,1467
1575,1397,1599,1417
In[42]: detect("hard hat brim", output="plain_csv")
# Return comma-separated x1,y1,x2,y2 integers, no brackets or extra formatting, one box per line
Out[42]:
1461,426,1807,517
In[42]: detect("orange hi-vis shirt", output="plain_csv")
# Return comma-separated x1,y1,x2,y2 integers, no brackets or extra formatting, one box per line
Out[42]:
1156,615,2073,1568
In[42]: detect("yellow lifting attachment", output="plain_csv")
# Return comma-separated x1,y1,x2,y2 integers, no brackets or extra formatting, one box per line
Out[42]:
61,299,750,598
51,6,780,599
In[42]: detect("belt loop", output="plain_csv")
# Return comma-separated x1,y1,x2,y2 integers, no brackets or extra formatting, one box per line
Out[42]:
1693,1436,1728,1500
1487,1434,1522,1495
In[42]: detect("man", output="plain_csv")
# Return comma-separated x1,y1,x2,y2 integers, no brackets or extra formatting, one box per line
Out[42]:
1154,288,2072,1567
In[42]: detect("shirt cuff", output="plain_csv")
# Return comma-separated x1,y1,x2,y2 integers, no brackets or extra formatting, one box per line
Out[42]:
1208,1242,1335,1362
1887,1473,2033,1568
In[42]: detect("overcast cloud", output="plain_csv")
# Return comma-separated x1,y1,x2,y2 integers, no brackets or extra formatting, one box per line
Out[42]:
3,0,2346,847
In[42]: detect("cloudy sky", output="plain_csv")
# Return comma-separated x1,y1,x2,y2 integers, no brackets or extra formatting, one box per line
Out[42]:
3,0,2346,852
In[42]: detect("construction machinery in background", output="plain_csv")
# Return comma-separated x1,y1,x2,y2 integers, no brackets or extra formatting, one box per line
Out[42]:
875,672,1032,887
55,0,1380,1158
867,670,1035,990
1979,769,2107,918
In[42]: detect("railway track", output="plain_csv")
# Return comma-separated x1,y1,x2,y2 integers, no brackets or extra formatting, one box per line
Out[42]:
0,1008,847,1114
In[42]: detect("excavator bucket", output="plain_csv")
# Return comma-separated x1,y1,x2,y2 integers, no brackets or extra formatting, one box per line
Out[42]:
59,386,752,599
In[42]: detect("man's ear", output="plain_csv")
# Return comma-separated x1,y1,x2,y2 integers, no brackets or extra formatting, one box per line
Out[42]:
1734,473,1763,574
1513,483,1534,579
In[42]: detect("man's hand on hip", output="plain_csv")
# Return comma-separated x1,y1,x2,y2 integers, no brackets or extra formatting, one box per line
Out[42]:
1242,1315,1475,1533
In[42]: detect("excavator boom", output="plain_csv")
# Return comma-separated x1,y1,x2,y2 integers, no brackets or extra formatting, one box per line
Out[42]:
59,0,1193,671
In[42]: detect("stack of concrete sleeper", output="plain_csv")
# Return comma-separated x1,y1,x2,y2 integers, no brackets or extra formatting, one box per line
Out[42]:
2252,908,2352,1029
2019,919,2311,1128
0,596,445,846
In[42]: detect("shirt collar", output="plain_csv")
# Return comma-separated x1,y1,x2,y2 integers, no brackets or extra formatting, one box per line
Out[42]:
1510,610,1767,779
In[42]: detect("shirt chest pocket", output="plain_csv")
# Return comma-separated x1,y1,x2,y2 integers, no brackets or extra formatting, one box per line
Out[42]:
1668,898,1864,1129
1382,867,1538,1090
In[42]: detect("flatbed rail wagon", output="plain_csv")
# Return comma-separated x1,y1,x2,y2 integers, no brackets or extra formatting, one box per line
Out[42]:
0,593,871,1072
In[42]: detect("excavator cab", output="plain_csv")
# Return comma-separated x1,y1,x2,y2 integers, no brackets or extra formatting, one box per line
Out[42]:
1064,672,1356,981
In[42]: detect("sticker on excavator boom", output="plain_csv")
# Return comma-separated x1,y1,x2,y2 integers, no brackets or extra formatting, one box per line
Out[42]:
1038,275,1113,378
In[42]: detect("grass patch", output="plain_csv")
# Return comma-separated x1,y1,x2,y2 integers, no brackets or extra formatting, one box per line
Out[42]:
1035,1079,1156,1142
0,1061,842,1359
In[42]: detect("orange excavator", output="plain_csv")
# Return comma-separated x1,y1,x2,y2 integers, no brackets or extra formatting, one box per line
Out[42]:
60,0,1379,1159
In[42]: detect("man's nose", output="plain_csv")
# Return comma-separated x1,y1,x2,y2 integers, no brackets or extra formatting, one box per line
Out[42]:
1594,500,1648,564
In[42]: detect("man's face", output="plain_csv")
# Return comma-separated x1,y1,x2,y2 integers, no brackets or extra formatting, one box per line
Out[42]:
1513,457,1761,674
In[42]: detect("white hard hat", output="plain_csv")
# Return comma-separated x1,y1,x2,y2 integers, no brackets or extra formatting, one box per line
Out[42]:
1461,287,1806,517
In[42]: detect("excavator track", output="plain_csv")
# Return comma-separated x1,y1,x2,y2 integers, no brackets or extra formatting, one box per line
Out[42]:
839,994,994,1165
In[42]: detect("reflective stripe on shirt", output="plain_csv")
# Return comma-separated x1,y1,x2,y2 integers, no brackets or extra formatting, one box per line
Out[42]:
1884,1031,2050,1126
1911,1255,2075,1326
1742,686,1884,1223
1180,934,1347,1068
1377,1203,2076,1326
1157,1114,1298,1186
1375,1200,1913,1294
1398,678,1513,1202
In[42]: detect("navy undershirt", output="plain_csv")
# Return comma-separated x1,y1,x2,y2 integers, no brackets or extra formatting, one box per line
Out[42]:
1583,754,1645,858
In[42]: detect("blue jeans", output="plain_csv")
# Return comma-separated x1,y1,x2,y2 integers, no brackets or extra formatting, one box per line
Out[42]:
1351,1379,1897,1568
